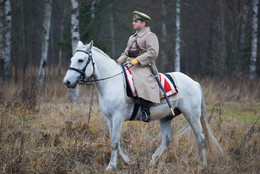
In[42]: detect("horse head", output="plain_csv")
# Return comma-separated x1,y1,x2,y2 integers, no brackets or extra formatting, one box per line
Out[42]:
63,41,95,88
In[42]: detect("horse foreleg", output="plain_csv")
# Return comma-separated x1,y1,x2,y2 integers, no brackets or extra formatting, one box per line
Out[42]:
106,118,131,166
106,116,124,171
118,145,131,165
150,118,172,166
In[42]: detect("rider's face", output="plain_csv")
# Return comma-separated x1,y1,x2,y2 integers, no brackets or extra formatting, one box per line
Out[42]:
132,20,145,31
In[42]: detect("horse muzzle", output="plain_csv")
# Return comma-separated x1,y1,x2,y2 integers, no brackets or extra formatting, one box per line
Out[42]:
63,79,78,88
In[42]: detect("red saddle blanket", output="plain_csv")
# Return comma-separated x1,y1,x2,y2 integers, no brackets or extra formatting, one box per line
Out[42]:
122,65,178,99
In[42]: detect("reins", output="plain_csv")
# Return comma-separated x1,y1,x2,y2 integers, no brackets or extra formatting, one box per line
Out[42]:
78,67,130,85
69,49,133,85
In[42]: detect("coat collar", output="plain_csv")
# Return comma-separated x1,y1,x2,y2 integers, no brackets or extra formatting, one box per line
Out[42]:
134,27,150,38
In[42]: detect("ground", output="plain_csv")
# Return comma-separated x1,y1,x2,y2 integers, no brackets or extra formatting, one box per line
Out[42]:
0,70,259,173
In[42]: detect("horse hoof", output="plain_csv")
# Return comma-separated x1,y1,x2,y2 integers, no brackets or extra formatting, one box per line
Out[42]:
200,161,207,168
121,157,136,166
105,163,117,171
122,157,130,165
149,159,156,166
128,158,136,165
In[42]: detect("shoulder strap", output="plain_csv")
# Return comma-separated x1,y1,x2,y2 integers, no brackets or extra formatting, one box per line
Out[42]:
135,39,142,52
129,36,138,50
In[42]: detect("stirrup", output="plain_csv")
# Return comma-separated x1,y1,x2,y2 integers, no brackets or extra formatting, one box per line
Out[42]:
138,112,151,122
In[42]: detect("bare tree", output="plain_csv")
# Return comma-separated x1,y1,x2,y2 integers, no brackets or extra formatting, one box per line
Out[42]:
91,0,96,19
38,0,52,85
110,8,115,58
58,8,65,75
175,0,181,72
71,0,80,53
236,1,250,77
250,0,259,79
0,1,4,80
69,0,80,99
2,0,11,82
217,0,226,77
160,0,167,72
240,3,249,50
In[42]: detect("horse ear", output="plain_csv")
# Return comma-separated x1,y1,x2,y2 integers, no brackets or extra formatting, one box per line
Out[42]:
77,41,84,47
86,40,94,51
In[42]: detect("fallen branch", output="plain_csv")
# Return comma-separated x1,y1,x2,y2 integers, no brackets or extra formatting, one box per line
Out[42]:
238,116,260,150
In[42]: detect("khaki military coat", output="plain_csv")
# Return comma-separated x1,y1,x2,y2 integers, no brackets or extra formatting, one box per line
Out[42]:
118,27,160,104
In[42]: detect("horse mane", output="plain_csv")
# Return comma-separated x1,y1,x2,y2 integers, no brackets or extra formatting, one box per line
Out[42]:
92,46,112,60
77,44,112,60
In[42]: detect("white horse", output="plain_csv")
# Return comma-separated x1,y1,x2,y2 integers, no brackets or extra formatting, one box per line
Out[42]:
63,41,223,171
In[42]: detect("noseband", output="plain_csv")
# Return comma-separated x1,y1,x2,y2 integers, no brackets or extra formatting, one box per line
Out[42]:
69,49,95,83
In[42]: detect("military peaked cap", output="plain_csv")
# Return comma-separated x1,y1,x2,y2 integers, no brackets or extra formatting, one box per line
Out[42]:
133,11,151,22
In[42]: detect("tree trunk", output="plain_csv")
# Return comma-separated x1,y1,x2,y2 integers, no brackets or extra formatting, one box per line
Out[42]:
160,0,167,72
250,0,259,79
175,0,181,72
70,0,80,53
69,0,80,99
236,2,250,77
110,10,115,58
0,0,4,82
21,0,26,82
240,4,249,50
91,0,96,19
218,0,226,77
3,0,11,82
38,0,52,85
58,4,66,76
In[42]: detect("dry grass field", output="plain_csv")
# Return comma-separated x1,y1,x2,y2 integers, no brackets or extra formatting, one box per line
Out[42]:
0,67,259,174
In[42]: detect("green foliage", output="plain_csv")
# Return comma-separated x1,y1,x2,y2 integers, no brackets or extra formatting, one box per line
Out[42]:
78,0,111,53
57,22,73,58
57,40,71,55
207,104,260,123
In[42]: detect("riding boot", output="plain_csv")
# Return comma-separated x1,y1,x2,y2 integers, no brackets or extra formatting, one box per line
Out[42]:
137,98,151,122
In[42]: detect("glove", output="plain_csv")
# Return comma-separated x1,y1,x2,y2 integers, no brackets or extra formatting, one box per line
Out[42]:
116,60,121,64
130,58,139,66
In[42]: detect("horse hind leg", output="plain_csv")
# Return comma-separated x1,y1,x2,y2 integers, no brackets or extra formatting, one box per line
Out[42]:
149,117,173,166
185,113,207,167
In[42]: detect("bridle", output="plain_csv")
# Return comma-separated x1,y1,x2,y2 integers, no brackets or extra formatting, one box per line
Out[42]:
68,49,132,85
69,50,95,76
68,49,96,85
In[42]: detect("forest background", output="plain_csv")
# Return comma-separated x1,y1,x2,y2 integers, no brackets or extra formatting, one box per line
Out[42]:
0,0,259,173
0,0,260,80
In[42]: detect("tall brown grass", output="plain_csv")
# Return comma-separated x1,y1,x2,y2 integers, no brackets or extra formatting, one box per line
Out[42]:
0,66,259,173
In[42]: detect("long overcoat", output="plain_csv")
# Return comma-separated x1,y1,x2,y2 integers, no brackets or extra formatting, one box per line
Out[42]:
118,27,160,104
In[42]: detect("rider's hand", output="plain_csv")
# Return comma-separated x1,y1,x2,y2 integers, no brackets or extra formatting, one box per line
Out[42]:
116,60,121,64
130,58,139,66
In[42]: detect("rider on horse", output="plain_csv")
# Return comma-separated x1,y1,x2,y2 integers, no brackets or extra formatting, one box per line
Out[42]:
117,11,160,122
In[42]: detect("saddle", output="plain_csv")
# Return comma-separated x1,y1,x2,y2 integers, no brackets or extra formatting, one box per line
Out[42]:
121,65,178,100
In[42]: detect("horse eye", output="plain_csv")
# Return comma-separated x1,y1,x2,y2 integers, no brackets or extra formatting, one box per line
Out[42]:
78,59,84,63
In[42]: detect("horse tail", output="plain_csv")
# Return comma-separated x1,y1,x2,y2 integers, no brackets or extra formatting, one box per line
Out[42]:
200,85,224,154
